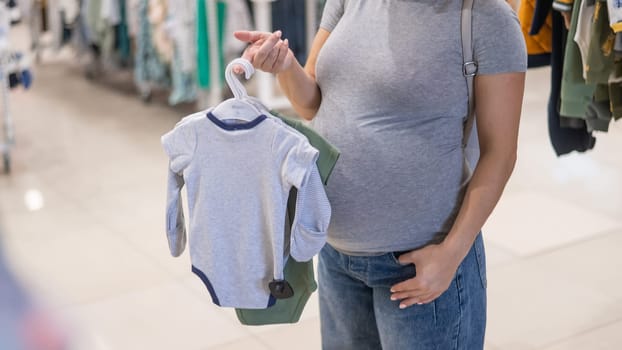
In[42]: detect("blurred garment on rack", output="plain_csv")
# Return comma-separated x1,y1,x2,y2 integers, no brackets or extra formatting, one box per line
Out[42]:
607,0,622,32
559,0,596,119
272,0,307,64
548,8,596,155
196,0,226,89
8,0,22,25
224,0,252,62
519,0,553,67
149,0,173,63
166,0,197,105
46,0,79,50
134,0,168,88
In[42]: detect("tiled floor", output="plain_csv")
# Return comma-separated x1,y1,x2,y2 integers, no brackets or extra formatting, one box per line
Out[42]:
2,27,622,350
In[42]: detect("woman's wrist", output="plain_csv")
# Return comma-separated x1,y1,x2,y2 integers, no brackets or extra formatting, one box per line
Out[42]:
440,231,475,265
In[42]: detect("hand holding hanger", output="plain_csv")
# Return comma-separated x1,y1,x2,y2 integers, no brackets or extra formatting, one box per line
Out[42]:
233,30,293,74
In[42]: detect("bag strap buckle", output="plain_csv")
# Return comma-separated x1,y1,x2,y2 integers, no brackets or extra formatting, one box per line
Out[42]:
463,61,478,77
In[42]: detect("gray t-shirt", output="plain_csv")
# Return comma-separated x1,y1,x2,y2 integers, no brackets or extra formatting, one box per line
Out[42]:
312,0,527,255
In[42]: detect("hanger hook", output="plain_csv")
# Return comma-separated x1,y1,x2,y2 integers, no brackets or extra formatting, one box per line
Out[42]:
225,58,255,100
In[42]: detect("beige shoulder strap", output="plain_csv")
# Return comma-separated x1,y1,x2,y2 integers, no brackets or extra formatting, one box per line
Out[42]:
461,0,477,147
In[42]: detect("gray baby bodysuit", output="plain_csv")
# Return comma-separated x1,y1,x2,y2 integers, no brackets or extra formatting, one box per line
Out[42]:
162,109,331,309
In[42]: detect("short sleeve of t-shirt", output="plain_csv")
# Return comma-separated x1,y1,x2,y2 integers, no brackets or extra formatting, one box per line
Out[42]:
472,0,528,75
275,129,319,189
319,0,344,32
161,122,197,174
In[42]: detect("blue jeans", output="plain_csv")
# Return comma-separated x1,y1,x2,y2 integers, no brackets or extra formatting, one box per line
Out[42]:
318,234,487,350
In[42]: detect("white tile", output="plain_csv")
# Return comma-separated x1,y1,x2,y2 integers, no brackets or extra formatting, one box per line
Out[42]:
510,151,622,221
254,318,322,350
483,342,501,350
540,320,622,350
204,337,270,350
506,69,622,221
486,251,622,348
483,191,622,256
0,197,97,241
2,226,174,307
533,231,622,301
481,239,519,268
60,283,253,350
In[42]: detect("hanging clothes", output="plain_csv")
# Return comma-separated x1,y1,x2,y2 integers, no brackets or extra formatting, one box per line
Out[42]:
574,0,596,79
115,0,131,65
166,0,197,105
549,8,597,155
161,107,330,308
47,0,80,50
196,0,227,89
519,0,553,67
607,0,622,32
134,0,168,88
168,49,197,105
271,0,307,64
149,0,173,63
224,0,252,62
559,0,597,119
166,0,196,73
554,0,621,137
584,1,617,84
126,0,141,37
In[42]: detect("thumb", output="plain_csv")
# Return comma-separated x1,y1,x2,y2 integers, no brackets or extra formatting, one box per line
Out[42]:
398,250,419,265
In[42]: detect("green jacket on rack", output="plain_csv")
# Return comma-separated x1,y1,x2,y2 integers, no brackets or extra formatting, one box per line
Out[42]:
560,0,597,119
559,0,622,131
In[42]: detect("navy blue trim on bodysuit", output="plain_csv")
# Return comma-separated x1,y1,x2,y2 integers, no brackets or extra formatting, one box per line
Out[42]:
207,111,267,131
191,265,221,306
192,265,278,308
267,294,277,307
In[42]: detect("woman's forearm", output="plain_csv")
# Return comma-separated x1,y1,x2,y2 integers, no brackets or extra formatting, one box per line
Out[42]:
442,150,517,262
276,56,322,121
441,72,524,262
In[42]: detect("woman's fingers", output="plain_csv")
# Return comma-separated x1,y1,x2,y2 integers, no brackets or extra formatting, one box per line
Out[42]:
233,30,290,74
255,31,282,68
233,30,270,43
273,39,290,72
264,40,284,71
397,293,436,309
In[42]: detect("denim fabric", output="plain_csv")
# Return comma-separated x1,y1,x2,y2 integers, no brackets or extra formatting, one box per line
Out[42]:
318,234,487,350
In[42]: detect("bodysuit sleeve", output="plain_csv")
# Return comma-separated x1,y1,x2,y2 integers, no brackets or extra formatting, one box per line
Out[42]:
289,165,331,262
161,122,197,173
277,133,329,261
161,123,197,257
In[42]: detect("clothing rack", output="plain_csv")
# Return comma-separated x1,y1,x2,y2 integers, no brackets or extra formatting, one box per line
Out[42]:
28,0,320,111
520,0,622,156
